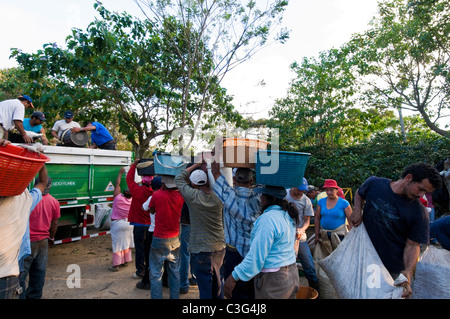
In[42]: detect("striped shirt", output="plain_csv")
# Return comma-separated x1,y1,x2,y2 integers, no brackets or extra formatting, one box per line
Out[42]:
213,175,260,257
175,170,225,253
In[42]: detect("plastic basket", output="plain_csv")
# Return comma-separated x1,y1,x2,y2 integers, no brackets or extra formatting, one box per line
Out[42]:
0,144,50,196
255,150,310,188
223,138,269,168
153,152,189,176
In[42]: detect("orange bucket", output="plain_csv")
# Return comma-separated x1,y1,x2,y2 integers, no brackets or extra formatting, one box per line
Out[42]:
296,286,318,299
0,144,50,196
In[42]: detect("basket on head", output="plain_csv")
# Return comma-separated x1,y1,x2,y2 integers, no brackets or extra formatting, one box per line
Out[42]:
222,138,269,168
255,150,311,188
0,144,50,196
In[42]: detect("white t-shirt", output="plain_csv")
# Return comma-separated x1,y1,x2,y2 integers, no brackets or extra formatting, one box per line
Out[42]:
142,196,156,232
0,190,33,278
0,99,25,130
51,119,81,137
285,189,314,241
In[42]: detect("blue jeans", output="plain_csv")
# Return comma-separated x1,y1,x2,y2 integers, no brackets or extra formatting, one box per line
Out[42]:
19,239,48,299
149,236,180,299
0,276,20,299
297,240,318,283
191,249,225,299
179,224,192,291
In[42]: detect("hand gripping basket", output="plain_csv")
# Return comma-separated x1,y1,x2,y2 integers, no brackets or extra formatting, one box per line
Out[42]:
0,144,50,196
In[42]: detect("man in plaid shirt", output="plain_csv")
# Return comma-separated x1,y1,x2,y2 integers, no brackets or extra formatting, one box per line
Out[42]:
211,162,260,299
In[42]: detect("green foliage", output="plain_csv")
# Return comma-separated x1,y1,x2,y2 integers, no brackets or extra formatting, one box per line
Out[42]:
347,0,450,136
302,133,450,196
7,3,238,157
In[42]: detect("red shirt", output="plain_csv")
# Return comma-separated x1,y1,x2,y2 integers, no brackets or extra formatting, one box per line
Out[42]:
149,189,184,238
29,194,61,242
126,164,153,225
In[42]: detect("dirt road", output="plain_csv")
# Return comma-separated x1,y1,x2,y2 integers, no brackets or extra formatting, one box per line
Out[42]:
42,232,199,299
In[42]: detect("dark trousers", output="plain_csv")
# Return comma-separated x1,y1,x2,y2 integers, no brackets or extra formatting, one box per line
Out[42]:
133,226,152,284
19,239,48,299
191,248,225,299
224,246,255,299
98,141,117,150
0,276,20,299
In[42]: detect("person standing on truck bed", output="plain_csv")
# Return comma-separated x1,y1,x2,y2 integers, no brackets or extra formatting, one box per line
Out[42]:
126,159,154,290
8,111,49,145
0,95,34,143
72,121,116,150
50,111,80,143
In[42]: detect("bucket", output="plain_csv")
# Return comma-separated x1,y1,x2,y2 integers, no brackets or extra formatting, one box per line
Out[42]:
296,286,318,299
153,152,189,176
61,128,88,147
222,138,269,168
0,144,50,196
136,159,155,176
255,150,310,188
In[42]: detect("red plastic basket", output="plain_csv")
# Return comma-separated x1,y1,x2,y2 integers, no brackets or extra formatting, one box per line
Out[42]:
0,144,50,197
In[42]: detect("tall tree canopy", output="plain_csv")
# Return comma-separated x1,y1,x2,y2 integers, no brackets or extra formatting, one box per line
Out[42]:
134,0,290,152
10,3,241,156
348,0,450,137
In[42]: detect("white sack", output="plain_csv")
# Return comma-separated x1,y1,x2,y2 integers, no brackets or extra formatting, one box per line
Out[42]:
412,245,450,299
94,204,112,230
318,223,404,299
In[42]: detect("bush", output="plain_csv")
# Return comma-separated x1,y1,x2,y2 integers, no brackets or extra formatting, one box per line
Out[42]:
300,132,449,199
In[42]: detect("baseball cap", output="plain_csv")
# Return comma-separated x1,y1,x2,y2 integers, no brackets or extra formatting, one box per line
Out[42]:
151,176,163,190
189,169,208,186
64,111,74,118
31,111,46,121
19,95,34,108
297,177,308,191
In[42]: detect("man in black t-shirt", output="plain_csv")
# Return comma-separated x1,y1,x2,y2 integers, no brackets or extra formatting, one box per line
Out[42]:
351,163,442,299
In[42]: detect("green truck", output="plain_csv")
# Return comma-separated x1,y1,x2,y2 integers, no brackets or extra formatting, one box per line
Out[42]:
39,145,133,244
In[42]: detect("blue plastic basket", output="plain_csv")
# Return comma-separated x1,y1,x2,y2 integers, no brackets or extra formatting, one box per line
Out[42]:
153,152,189,176
255,150,311,188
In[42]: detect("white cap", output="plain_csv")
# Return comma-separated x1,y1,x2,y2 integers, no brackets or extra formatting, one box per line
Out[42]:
189,169,208,186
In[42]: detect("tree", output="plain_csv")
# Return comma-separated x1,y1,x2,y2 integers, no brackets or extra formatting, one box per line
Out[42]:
268,48,399,149
134,0,290,153
348,0,450,137
10,3,238,157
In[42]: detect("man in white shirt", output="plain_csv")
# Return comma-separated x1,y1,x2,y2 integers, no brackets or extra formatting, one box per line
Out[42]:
285,177,319,291
51,111,80,142
0,95,34,143
0,139,48,299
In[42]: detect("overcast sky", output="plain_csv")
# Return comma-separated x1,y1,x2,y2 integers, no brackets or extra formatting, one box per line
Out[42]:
0,0,380,118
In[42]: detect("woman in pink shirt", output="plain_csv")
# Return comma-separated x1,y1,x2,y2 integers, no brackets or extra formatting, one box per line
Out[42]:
109,168,134,271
